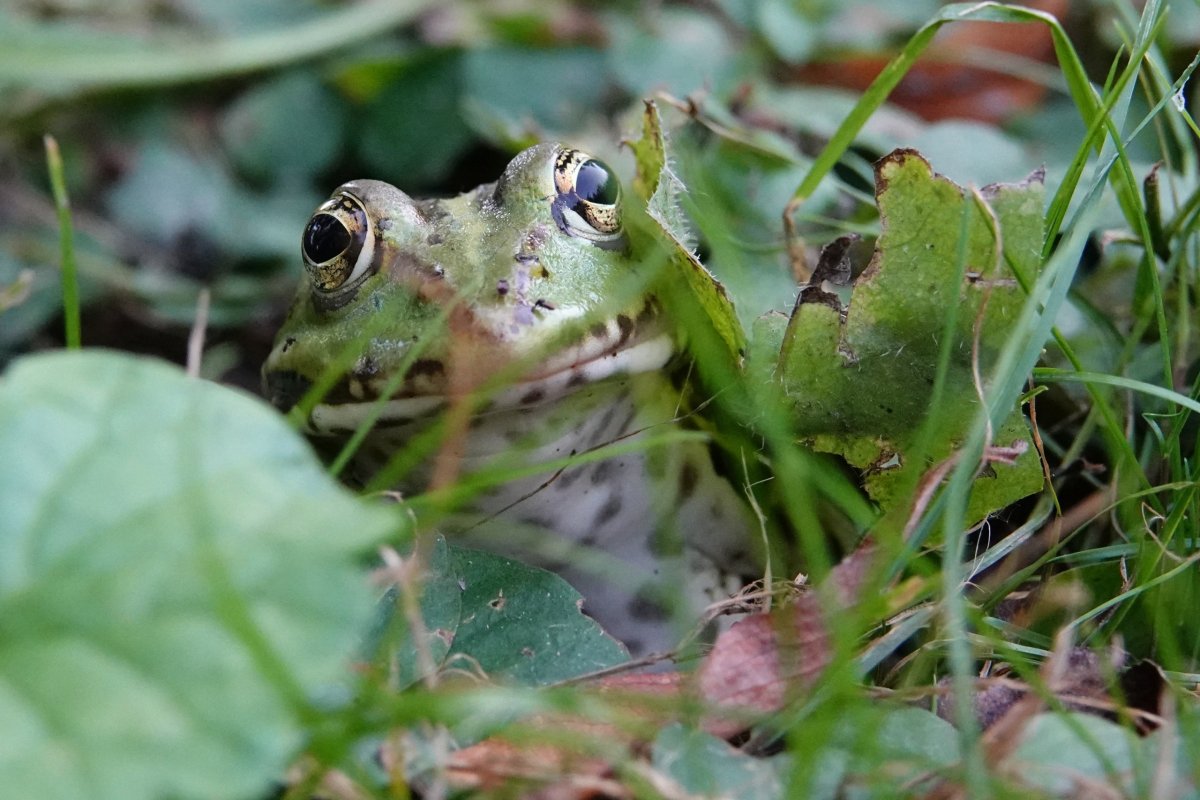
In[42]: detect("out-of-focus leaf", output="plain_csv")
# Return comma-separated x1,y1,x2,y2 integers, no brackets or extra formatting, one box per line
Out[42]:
1010,713,1141,797
220,71,347,183
0,248,63,358
358,50,475,188
905,120,1035,188
0,350,400,800
755,0,819,62
607,8,745,96
651,724,788,799
105,141,319,260
773,149,1045,521
461,46,608,135
0,0,436,93
177,0,324,31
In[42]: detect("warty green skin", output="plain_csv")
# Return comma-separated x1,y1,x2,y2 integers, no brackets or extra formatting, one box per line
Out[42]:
262,143,754,655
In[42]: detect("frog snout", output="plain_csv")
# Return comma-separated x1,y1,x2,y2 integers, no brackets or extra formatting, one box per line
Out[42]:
262,370,311,412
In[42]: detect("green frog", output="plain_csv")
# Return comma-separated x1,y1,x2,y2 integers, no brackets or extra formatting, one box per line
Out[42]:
262,143,754,655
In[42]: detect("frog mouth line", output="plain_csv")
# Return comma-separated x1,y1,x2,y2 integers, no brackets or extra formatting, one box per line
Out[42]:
307,332,675,434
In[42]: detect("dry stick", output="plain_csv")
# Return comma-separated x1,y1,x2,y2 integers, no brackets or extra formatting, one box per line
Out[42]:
373,544,439,689
968,186,1005,451
186,288,210,378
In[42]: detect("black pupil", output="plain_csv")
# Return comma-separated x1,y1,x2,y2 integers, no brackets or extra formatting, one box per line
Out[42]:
575,159,618,205
303,213,351,263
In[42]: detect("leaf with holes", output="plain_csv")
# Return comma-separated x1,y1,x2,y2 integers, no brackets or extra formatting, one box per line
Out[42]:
369,541,629,687
442,546,629,685
768,150,1045,523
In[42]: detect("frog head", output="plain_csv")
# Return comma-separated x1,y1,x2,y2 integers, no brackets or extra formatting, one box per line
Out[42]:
262,143,673,433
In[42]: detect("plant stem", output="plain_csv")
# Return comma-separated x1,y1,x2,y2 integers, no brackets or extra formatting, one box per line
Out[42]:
44,134,81,350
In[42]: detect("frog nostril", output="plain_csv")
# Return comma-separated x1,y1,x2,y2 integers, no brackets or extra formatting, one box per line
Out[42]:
303,214,351,264
263,370,312,412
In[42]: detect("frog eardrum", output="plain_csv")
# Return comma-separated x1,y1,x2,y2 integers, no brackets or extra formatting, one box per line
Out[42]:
301,192,376,292
551,149,624,249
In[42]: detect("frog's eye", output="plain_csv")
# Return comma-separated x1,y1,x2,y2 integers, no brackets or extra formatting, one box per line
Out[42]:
552,149,624,248
301,192,376,292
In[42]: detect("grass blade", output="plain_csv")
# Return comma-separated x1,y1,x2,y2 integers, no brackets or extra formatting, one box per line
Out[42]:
43,134,80,349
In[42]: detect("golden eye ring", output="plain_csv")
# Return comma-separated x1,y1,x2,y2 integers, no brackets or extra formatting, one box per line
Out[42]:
301,192,376,292
551,148,624,249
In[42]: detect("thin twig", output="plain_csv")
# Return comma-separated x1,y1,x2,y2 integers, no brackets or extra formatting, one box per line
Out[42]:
186,287,210,378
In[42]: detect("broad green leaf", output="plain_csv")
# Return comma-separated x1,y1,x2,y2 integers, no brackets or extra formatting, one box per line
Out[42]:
358,50,474,188
219,70,347,184
1011,713,1141,797
606,9,743,96
460,46,608,134
369,539,628,688
652,723,788,799
0,350,399,800
0,0,436,91
105,141,318,262
444,546,628,685
629,100,747,365
773,149,1045,521
786,705,958,800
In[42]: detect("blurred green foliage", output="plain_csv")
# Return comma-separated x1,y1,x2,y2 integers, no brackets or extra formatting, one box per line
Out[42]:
0,0,1133,367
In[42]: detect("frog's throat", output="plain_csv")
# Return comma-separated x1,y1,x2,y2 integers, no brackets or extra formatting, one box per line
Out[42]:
308,332,674,434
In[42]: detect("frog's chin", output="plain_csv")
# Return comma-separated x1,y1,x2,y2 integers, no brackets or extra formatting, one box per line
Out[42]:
307,332,675,434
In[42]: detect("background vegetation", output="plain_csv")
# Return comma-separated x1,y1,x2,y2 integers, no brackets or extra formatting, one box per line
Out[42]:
3,0,1200,797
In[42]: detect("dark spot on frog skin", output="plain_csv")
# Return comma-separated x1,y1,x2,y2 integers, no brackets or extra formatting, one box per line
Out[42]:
615,406,639,437
556,465,586,491
588,405,620,445
678,460,699,499
637,299,658,326
520,388,545,405
566,371,587,388
534,298,557,311
408,359,445,378
281,336,296,353
523,224,548,252
420,199,451,224
615,314,634,346
590,460,613,486
593,494,622,527
496,278,509,295
426,232,443,245
518,515,554,529
353,356,380,379
589,322,608,340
